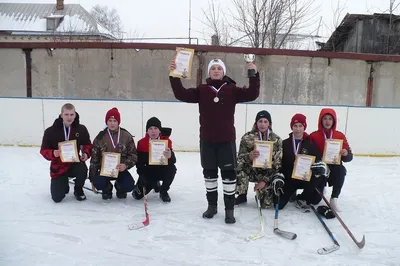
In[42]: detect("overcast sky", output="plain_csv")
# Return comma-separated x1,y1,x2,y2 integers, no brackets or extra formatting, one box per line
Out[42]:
2,0,398,44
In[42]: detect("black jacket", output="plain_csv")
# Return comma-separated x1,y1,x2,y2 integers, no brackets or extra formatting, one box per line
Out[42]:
280,133,321,180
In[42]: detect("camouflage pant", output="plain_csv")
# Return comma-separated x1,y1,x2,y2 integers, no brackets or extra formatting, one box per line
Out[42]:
236,167,274,209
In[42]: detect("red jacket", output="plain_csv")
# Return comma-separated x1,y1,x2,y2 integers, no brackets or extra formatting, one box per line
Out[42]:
170,74,260,142
40,113,92,178
309,108,352,163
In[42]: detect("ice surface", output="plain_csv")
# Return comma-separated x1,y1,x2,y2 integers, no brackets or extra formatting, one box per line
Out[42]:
0,147,399,266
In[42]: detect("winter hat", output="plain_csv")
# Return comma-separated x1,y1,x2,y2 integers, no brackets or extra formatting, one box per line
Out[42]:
105,107,120,124
290,113,307,130
146,117,162,131
255,110,272,124
207,58,226,76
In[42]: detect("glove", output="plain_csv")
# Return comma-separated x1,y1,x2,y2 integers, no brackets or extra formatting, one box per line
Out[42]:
311,161,330,178
271,173,285,196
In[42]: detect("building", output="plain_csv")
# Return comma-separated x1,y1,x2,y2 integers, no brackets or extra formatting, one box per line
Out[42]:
0,0,116,42
319,13,400,55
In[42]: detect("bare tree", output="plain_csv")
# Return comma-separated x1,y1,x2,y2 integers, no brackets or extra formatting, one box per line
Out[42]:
199,0,231,45
90,5,124,39
201,0,319,48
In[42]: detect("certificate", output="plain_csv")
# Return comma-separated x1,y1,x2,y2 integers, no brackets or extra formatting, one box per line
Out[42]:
100,152,121,178
149,140,168,165
323,139,343,165
252,141,274,169
58,140,79,163
291,154,316,182
169,47,195,79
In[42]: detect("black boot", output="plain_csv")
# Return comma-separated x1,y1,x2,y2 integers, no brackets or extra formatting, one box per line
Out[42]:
225,209,236,224
203,205,218,218
235,194,247,205
114,182,127,199
102,182,113,200
154,181,161,193
224,194,235,224
160,190,171,202
202,191,218,218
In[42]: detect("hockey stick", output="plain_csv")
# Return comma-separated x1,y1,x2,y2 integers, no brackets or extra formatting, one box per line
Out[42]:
128,187,149,230
316,188,365,249
273,193,297,240
69,180,102,194
245,191,265,241
310,205,340,255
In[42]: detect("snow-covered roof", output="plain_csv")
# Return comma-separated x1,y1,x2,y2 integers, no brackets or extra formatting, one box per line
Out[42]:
0,3,116,39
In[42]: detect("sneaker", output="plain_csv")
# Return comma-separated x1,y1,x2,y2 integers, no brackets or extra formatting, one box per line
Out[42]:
65,184,70,195
295,199,310,212
160,191,171,202
234,194,247,205
330,197,341,212
74,189,86,201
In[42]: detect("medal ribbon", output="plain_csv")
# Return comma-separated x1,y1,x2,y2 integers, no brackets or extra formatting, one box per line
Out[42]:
258,130,268,141
323,130,333,140
292,134,303,156
208,82,227,97
107,128,120,149
63,124,71,141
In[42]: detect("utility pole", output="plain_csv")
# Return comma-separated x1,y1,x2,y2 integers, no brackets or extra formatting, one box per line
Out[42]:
189,0,192,44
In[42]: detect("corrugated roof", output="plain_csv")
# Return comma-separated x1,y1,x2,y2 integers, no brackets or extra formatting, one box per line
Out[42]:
320,13,400,51
0,3,116,39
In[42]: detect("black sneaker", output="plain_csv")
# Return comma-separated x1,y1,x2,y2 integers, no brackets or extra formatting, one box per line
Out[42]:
160,191,171,202
74,189,86,201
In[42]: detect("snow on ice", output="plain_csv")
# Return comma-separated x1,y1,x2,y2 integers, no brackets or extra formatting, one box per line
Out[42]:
0,146,399,266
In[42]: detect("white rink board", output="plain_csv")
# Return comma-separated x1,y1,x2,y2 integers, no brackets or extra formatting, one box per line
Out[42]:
0,97,398,155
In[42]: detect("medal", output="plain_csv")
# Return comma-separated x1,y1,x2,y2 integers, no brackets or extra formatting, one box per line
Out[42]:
107,128,120,149
63,124,71,141
209,83,227,103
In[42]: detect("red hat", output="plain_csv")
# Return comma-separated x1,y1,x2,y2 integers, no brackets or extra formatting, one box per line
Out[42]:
105,107,120,124
290,113,307,130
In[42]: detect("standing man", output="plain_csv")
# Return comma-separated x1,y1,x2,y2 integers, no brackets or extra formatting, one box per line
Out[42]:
40,103,92,203
169,57,260,224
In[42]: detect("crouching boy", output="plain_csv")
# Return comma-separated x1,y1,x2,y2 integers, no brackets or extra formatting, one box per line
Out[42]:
132,117,177,203
89,108,137,200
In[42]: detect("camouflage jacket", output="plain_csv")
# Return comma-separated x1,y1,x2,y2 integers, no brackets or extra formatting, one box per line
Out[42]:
89,127,138,180
236,128,283,184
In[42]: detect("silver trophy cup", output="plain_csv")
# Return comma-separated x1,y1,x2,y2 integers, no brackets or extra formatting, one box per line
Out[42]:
244,54,256,78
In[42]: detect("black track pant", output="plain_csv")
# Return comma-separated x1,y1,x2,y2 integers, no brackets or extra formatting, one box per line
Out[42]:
50,163,87,203
200,140,237,210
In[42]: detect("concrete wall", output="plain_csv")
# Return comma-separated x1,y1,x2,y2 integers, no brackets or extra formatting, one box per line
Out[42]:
1,97,399,156
1,46,400,107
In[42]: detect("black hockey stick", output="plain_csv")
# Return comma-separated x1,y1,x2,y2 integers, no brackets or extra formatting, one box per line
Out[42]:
69,180,102,194
310,205,340,255
316,188,365,249
274,193,297,240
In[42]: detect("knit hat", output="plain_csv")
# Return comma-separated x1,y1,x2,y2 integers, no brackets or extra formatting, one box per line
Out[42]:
146,117,162,131
255,110,272,124
290,113,307,130
207,58,226,76
105,107,120,124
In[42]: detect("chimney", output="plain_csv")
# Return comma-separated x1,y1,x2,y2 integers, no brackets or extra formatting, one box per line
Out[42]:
56,0,64,10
